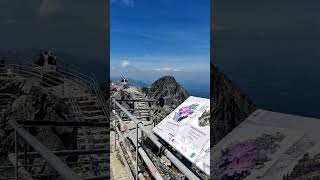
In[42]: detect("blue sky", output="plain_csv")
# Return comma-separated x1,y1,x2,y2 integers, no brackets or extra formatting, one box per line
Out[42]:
110,0,210,88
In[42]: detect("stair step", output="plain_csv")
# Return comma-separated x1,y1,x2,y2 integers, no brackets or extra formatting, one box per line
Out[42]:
77,129,109,135
79,143,108,149
80,106,102,111
83,115,106,121
82,110,104,116
78,100,97,106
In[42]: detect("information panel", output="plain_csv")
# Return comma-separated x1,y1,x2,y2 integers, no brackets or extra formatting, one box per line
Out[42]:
152,96,210,175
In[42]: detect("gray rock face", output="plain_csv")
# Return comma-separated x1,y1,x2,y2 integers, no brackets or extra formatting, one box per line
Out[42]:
211,63,256,146
143,76,189,124
0,84,75,166
144,76,189,109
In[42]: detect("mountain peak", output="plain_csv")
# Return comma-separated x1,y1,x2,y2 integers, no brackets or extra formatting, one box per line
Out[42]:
152,75,176,84
145,75,189,109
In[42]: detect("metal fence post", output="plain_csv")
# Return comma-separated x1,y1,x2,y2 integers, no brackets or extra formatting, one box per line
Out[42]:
114,127,117,152
63,75,65,96
24,141,27,169
112,101,117,152
113,100,201,180
136,121,143,180
15,129,18,180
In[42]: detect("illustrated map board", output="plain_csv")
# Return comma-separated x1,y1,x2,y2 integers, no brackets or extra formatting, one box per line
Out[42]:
152,96,210,175
211,109,320,180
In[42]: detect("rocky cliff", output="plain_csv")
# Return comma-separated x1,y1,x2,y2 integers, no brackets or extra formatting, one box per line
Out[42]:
143,76,189,109
0,80,76,175
211,63,256,146
142,76,189,124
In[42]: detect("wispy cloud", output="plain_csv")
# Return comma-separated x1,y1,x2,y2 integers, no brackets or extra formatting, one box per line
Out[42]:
155,67,182,72
111,0,134,7
120,59,130,68
111,54,209,73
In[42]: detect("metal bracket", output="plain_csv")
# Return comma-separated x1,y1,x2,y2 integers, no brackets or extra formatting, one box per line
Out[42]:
135,121,143,180
157,145,166,157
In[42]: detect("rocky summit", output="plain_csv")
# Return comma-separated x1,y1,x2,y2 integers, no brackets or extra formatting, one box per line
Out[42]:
142,76,189,124
144,76,189,108
211,63,256,146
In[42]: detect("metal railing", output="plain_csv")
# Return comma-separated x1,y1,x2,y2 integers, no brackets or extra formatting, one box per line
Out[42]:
113,110,160,180
112,99,201,180
91,73,109,121
9,119,83,180
0,59,110,179
8,119,110,180
0,59,109,121
66,91,100,173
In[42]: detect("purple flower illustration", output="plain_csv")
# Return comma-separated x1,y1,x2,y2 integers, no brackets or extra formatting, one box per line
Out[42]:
223,143,257,176
212,133,285,179
174,104,199,122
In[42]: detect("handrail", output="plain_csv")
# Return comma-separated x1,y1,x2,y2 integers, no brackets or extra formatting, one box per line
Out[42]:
115,99,154,103
0,66,67,90
0,67,61,88
1,60,109,122
112,99,201,180
67,92,95,154
91,73,109,121
1,62,101,174
9,119,83,180
1,59,93,90
0,62,86,89
1,58,92,81
115,139,135,180
0,59,109,179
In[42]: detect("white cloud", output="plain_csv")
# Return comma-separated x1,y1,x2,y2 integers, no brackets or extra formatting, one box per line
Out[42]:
155,67,182,72
111,0,134,7
120,60,130,68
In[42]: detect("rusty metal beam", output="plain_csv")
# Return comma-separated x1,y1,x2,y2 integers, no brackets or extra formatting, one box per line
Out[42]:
114,126,145,180
9,119,83,180
115,139,135,180
128,131,163,180
113,110,127,132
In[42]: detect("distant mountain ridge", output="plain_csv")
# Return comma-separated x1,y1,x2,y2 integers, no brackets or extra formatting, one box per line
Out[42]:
111,77,149,88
